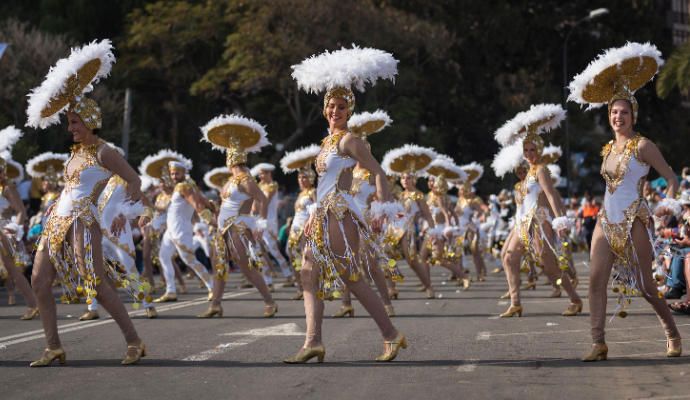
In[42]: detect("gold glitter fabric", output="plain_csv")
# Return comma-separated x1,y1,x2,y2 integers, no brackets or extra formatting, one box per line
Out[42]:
69,97,102,130
287,188,316,272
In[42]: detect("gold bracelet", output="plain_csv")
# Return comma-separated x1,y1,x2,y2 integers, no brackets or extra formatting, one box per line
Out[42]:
199,208,214,225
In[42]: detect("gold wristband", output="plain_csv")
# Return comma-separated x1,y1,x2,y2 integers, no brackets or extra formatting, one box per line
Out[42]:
199,208,214,225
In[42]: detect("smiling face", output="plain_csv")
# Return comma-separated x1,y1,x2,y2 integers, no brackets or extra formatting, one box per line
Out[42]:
297,171,313,190
169,167,186,183
324,97,349,131
523,141,540,165
258,169,272,183
67,111,93,143
609,99,634,134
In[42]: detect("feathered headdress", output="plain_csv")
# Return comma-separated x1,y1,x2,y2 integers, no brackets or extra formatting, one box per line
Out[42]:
568,42,663,122
381,144,438,177
203,166,231,191
426,157,467,181
250,163,276,177
26,39,115,130
26,152,69,180
200,114,270,167
138,149,192,179
461,162,484,185
280,144,321,174
541,144,562,164
0,126,23,154
492,141,525,178
347,110,392,137
494,104,566,147
292,45,398,117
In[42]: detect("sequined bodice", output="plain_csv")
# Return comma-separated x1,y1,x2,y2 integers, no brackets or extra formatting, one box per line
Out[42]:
0,188,10,216
315,132,356,203
601,135,649,223
220,177,251,217
259,181,279,231
402,190,423,216
519,169,541,215
352,167,376,211
293,188,315,229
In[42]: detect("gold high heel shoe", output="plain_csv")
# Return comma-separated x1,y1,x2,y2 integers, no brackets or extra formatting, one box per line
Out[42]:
283,345,326,364
20,307,39,320
207,291,214,302
499,291,511,300
667,337,682,357
198,305,223,318
582,343,608,362
292,291,304,300
122,342,146,365
561,302,583,316
375,333,408,362
332,305,355,318
388,288,399,300
79,310,99,321
500,305,523,318
263,304,278,318
146,307,158,319
416,285,426,292
549,287,562,298
426,288,436,299
461,278,471,291
522,281,536,290
153,292,177,303
30,347,66,367
384,305,396,317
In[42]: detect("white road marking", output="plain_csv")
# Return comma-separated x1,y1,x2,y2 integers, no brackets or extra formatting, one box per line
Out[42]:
476,331,491,341
0,291,251,349
456,359,479,372
477,323,690,340
631,395,690,400
183,323,304,362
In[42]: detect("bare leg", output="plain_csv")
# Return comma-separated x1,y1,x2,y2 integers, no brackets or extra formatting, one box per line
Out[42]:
2,237,36,308
631,220,680,340
539,222,581,304
31,243,60,349
588,222,614,344
300,250,324,348
367,253,392,306
227,231,274,306
503,231,525,306
402,234,432,289
141,232,155,286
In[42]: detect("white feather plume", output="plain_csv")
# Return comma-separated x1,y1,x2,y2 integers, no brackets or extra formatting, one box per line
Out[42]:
250,163,276,177
291,44,398,93
494,103,566,146
26,152,69,178
347,110,393,134
551,216,574,231
461,162,484,184
426,157,467,181
547,164,561,179
280,144,321,174
492,141,525,178
26,39,116,129
200,114,270,153
369,201,405,221
203,166,230,191
542,144,562,161
381,144,438,176
137,149,192,178
0,126,24,154
5,159,24,182
655,198,683,218
568,42,664,108
140,175,156,192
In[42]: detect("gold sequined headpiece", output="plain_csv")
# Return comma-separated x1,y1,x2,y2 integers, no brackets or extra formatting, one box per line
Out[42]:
568,42,663,125
523,128,545,156
26,152,69,183
347,110,391,137
382,144,439,177
280,144,320,184
200,114,270,168
323,87,355,118
26,39,115,130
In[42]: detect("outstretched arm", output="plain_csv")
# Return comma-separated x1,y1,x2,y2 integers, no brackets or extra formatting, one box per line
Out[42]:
341,133,392,202
537,166,565,218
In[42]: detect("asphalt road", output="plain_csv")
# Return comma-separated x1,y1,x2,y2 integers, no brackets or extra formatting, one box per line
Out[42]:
1,253,689,400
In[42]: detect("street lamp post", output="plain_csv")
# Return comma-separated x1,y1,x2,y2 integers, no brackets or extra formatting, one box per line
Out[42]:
562,8,608,198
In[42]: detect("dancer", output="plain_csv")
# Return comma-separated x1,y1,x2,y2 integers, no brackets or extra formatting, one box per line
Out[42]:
422,157,471,289
568,42,681,360
280,145,321,301
250,163,295,289
198,114,277,318
493,103,582,318
0,126,38,320
381,144,439,298
26,39,146,366
285,45,406,363
457,162,488,281
146,151,215,303
335,110,401,317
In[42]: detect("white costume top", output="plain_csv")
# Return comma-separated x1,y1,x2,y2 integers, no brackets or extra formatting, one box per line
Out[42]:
291,188,315,231
602,151,649,224
166,181,195,239
258,181,279,234
218,172,256,234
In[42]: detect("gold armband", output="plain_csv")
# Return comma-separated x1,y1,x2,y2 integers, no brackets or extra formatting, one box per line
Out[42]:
143,207,154,219
199,209,214,225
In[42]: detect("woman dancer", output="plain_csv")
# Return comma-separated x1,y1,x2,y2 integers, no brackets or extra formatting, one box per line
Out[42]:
493,104,582,318
568,42,681,360
285,46,406,363
198,114,277,318
457,163,488,282
0,126,38,320
26,40,146,366
280,145,321,301
381,144,439,299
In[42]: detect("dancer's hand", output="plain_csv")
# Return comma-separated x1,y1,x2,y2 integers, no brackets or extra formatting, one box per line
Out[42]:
111,214,127,236
138,216,151,230
304,214,314,236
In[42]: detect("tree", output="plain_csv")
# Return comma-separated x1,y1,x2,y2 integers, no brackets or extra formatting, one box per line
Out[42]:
657,41,690,99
